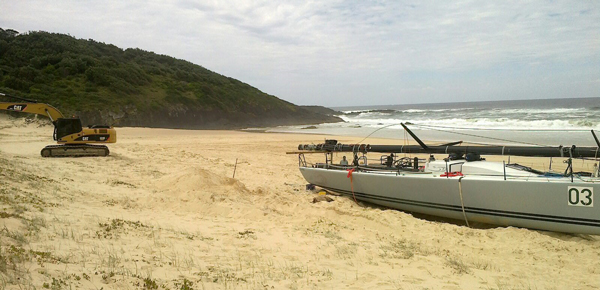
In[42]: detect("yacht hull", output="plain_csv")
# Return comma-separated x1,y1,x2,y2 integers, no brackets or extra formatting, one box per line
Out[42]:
300,167,600,235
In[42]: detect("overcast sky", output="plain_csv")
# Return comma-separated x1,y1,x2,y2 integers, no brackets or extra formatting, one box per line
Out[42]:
1,1,599,106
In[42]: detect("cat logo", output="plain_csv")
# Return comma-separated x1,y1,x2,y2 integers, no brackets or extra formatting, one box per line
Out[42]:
7,104,27,111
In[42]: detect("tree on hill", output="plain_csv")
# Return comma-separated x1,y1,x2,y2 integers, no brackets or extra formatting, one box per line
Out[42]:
0,29,340,128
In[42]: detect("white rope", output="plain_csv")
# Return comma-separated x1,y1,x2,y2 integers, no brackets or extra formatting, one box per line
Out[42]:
458,177,470,227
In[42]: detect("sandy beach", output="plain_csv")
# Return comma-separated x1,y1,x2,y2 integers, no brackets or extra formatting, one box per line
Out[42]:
1,114,599,289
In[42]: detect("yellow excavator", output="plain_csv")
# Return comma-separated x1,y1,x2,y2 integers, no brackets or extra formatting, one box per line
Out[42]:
0,92,117,157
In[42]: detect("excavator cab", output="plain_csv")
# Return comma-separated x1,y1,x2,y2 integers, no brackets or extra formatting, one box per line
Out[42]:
53,118,83,140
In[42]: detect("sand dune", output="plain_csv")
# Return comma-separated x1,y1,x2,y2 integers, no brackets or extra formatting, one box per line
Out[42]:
0,114,599,289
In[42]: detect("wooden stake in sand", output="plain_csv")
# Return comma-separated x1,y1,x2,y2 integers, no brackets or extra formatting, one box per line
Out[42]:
233,158,238,178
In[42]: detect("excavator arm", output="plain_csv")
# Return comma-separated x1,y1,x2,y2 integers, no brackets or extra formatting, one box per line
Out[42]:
0,92,64,122
0,102,65,122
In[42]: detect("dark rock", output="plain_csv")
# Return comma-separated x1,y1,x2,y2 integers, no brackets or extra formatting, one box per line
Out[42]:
312,195,334,203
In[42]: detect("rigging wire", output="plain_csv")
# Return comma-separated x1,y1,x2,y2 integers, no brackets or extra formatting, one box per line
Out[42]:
409,123,552,147
407,123,595,132
354,122,553,147
355,123,404,144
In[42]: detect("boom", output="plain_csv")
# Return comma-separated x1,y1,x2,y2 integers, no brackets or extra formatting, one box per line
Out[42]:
0,92,64,121
0,102,64,122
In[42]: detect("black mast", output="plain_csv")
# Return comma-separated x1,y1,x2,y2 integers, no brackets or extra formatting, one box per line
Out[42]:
297,123,600,158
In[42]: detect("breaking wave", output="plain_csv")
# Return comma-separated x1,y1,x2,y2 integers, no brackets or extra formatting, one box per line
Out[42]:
338,105,599,131
268,98,600,146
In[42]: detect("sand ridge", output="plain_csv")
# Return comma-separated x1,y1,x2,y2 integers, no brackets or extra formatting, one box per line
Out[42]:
0,114,599,289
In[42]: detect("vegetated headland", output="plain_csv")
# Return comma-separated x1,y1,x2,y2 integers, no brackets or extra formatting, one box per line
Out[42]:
0,28,341,129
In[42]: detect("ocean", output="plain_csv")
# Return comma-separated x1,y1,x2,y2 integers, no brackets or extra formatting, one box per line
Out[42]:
265,97,600,147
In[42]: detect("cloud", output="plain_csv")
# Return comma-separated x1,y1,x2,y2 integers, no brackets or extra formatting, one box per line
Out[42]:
1,0,598,106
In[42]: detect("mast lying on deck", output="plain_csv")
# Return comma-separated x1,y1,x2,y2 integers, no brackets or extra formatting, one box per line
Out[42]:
297,123,600,158
298,142,600,158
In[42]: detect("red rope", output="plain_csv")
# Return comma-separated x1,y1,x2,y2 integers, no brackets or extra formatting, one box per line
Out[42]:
346,168,358,203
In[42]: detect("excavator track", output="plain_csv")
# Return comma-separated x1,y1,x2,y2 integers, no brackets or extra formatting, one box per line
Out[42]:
41,144,110,157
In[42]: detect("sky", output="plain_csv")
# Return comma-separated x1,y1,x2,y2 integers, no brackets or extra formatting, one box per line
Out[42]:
1,1,599,107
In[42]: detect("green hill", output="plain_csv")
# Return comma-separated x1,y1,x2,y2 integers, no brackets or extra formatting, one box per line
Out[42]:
0,28,341,128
